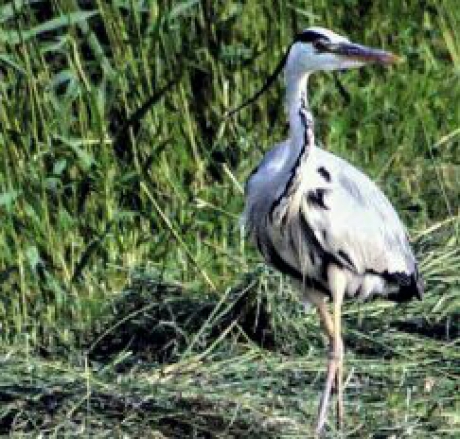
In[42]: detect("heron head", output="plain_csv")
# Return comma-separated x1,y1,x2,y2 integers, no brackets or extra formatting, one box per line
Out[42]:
287,27,400,76
226,27,399,117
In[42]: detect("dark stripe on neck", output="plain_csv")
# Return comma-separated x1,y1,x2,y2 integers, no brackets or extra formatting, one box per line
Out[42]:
269,142,306,218
269,97,313,219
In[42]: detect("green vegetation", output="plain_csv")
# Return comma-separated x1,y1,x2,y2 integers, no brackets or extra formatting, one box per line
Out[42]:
0,0,459,436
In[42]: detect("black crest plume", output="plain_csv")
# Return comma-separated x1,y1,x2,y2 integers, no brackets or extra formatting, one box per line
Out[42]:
225,44,293,118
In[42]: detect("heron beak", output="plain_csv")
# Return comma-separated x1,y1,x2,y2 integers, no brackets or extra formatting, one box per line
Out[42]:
322,42,401,65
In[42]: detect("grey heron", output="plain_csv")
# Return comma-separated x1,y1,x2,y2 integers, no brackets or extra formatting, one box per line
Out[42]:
233,27,424,433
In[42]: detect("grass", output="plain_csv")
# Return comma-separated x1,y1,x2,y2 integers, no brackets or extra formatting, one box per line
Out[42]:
0,0,459,436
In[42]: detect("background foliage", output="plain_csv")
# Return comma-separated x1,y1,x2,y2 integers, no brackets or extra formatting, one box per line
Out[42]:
0,0,459,436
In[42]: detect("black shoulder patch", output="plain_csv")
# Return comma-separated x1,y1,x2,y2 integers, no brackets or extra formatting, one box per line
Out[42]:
307,188,329,210
367,268,424,303
317,166,331,182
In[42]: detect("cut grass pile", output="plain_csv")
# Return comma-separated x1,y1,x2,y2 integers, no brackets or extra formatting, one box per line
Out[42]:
2,223,459,437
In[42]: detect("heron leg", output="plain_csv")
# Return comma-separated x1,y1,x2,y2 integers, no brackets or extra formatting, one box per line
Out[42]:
312,267,346,434
316,339,338,434
304,290,335,433
333,299,344,430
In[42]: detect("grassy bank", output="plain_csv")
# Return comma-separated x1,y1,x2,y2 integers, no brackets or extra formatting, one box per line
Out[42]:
0,0,459,436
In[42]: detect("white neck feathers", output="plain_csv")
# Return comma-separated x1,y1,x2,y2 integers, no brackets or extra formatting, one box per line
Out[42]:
285,71,315,160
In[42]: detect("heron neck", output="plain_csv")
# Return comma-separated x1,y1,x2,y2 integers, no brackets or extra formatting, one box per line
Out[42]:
286,72,315,159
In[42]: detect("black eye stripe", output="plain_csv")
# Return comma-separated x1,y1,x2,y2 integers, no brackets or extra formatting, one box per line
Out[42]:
313,39,330,52
294,30,330,44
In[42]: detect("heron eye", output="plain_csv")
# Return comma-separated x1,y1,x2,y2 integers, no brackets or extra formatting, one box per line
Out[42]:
313,39,330,53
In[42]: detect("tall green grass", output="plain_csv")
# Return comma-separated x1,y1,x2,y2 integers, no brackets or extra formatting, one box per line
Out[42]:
0,0,459,436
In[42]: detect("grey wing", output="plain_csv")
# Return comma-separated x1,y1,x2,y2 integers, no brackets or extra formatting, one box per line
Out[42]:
301,149,423,298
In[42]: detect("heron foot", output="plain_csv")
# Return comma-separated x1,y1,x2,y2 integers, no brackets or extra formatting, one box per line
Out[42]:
316,340,344,434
